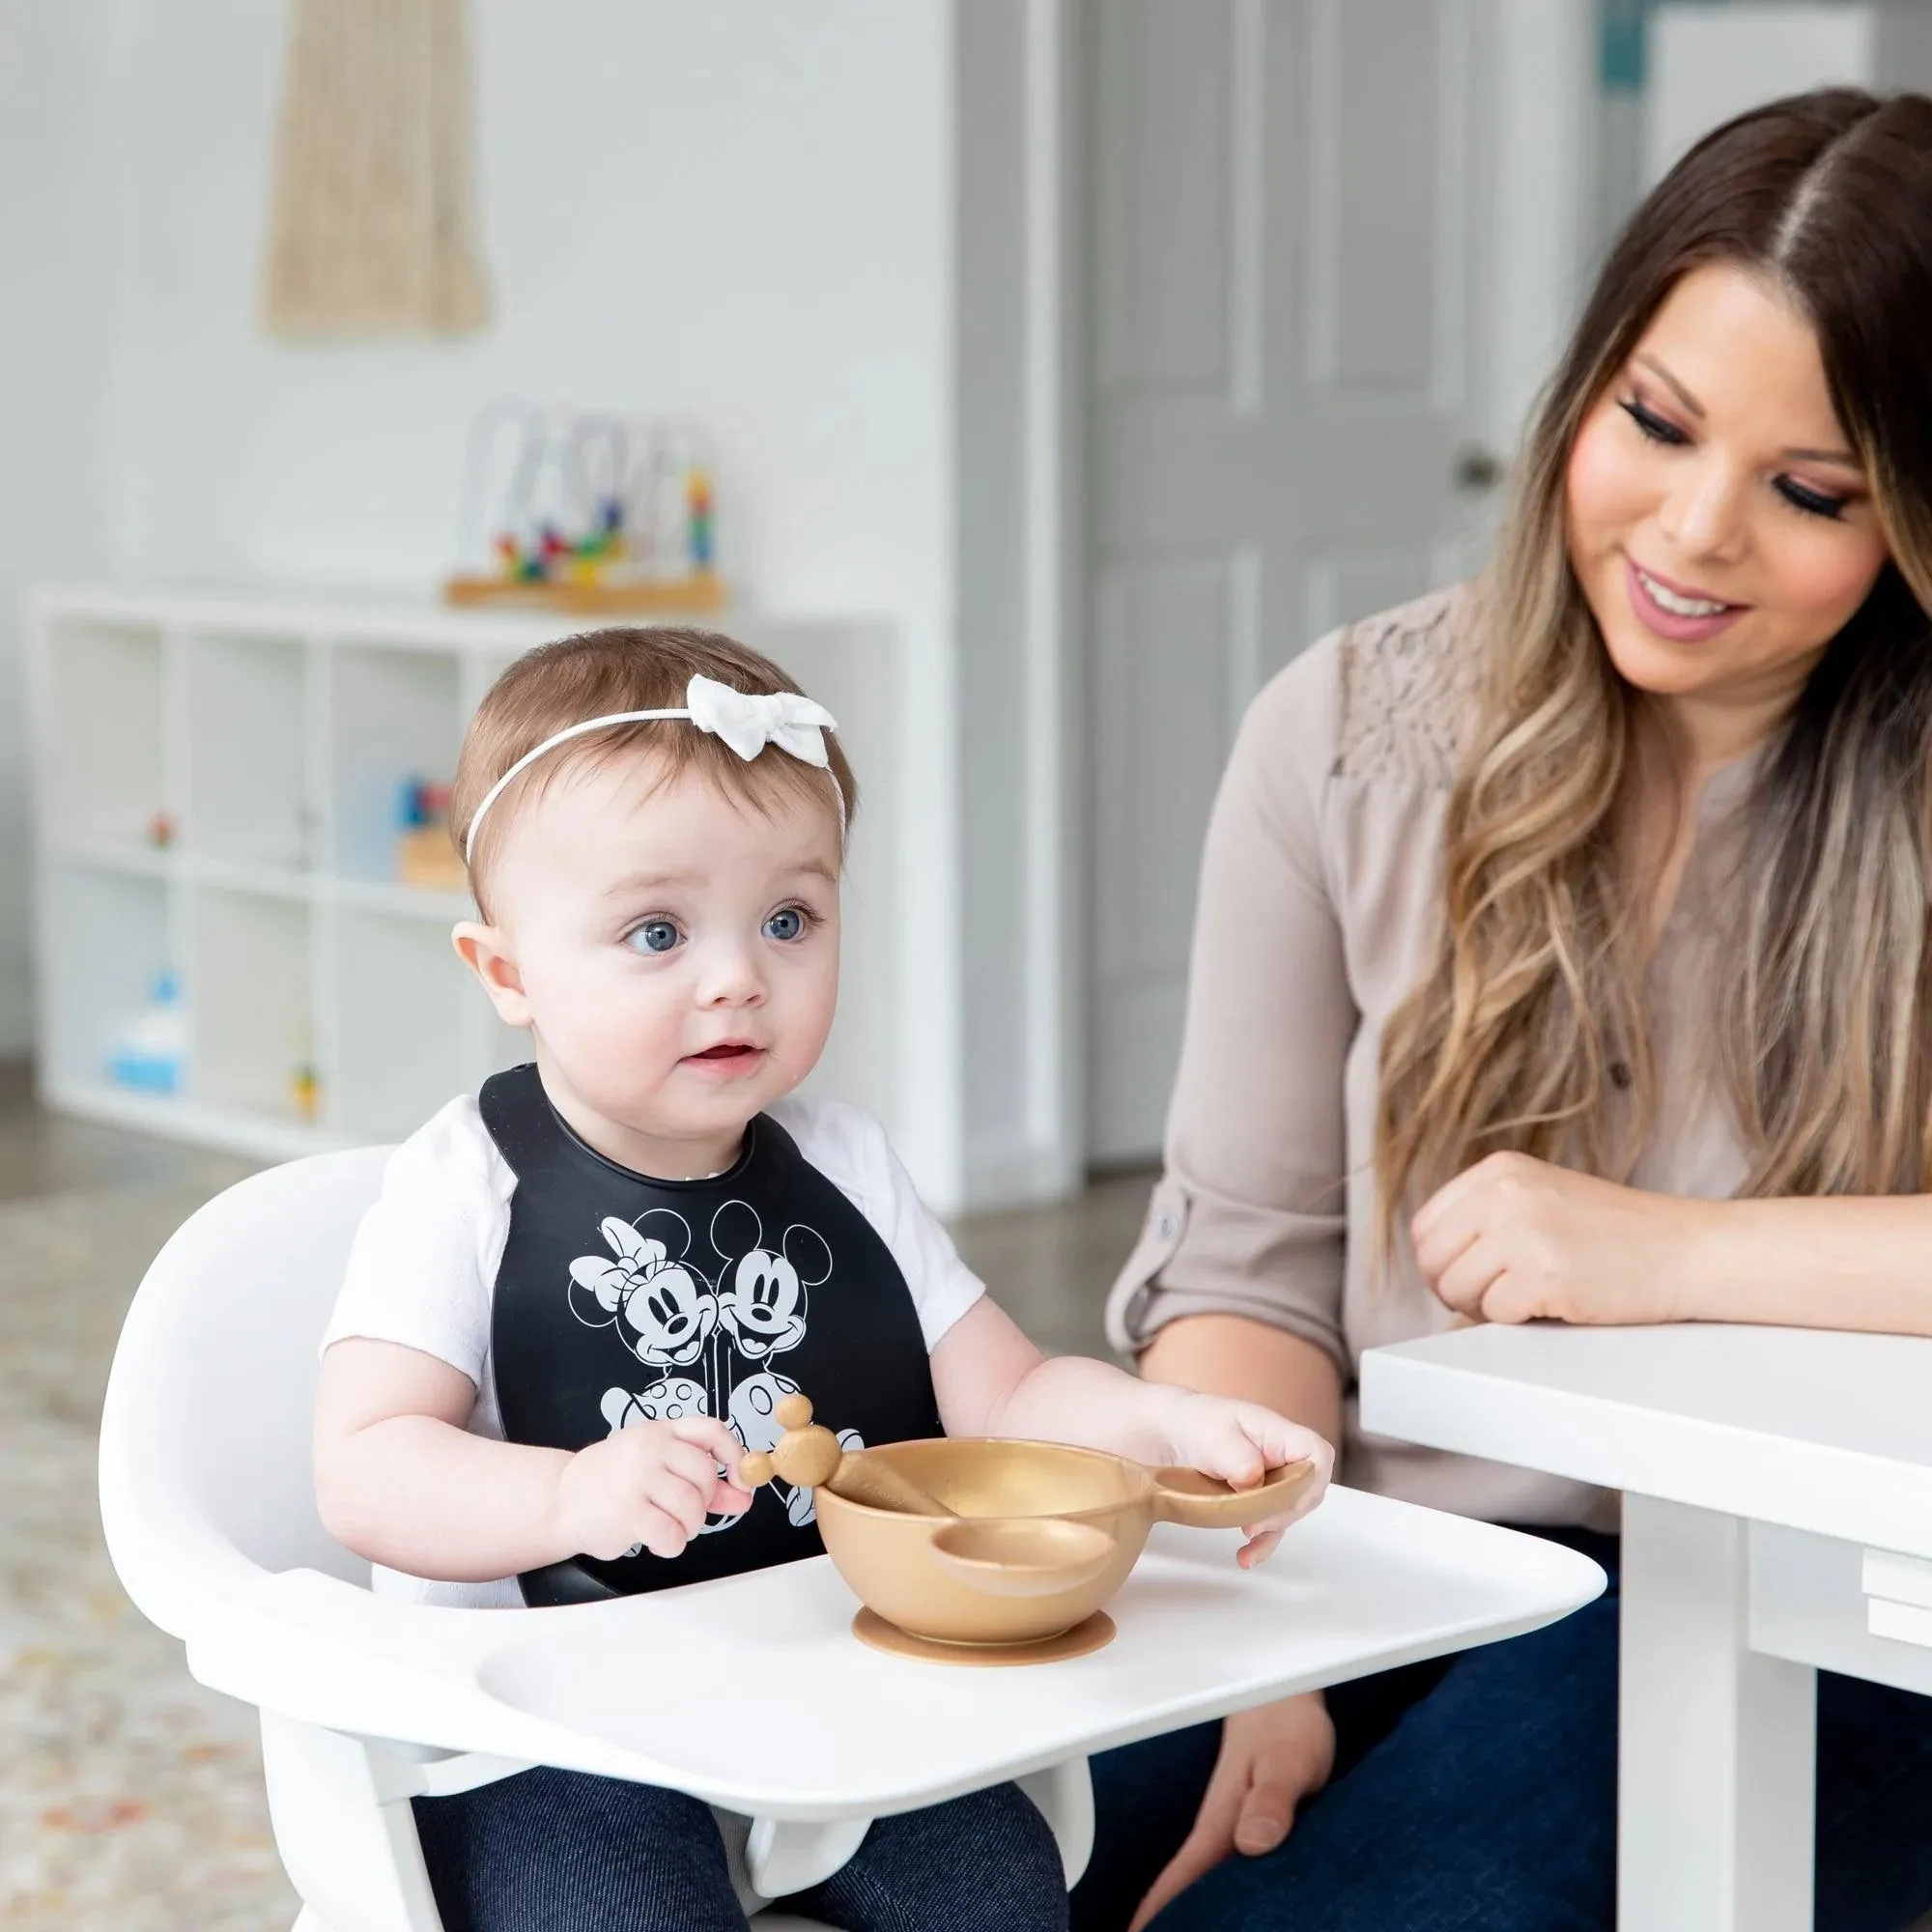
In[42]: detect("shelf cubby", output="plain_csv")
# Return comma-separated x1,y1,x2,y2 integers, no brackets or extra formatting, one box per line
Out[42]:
38,617,169,849
184,629,314,868
325,910,471,1141
187,887,313,1122
460,648,523,719
327,644,465,882
41,862,175,1095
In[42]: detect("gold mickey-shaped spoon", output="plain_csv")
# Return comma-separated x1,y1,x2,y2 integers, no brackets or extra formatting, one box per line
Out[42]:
738,1393,959,1518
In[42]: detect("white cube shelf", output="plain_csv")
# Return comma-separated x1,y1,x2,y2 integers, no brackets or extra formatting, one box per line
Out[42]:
186,628,314,869
327,644,466,882
27,586,906,1166
45,616,168,849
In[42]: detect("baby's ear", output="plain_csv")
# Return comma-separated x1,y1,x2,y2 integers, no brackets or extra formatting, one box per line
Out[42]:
451,922,532,1031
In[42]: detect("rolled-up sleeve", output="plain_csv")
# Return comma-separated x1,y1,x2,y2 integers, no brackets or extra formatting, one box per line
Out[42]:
1105,635,1355,1373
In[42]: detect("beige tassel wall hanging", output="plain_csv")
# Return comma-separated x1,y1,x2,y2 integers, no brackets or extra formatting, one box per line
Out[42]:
259,0,490,337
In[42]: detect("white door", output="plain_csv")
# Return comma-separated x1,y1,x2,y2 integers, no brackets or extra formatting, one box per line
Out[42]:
1083,0,1502,1166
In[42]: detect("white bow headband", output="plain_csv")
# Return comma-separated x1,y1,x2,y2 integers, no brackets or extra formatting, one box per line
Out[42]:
464,673,840,860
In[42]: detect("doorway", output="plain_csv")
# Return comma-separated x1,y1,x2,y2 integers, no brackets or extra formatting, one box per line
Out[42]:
1076,0,1584,1167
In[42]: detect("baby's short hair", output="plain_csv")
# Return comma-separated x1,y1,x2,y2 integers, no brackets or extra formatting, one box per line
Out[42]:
451,626,857,918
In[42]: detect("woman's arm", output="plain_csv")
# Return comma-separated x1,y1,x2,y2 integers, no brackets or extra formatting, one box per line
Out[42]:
1412,1151,1932,1334
1681,1194,1932,1333
1104,639,1359,1390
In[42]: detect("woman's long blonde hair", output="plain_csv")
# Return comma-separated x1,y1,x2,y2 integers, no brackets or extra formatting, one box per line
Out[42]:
1376,88,1932,1251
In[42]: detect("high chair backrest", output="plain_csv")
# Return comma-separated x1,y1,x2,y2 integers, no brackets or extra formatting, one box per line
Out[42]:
99,1149,394,1641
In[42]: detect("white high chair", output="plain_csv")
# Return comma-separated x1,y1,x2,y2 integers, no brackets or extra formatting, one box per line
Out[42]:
96,1149,1090,1931
99,1150,1608,1932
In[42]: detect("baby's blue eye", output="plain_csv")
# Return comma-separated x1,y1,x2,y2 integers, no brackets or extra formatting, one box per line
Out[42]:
628,919,681,954
764,908,807,943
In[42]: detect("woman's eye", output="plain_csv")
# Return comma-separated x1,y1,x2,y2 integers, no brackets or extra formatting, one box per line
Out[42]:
763,907,808,943
1776,476,1847,521
627,919,681,954
1619,397,1688,447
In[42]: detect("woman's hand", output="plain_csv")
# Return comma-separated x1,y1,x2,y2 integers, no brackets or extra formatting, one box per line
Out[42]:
1159,1391,1335,1569
1411,1151,1706,1325
1127,1695,1337,1932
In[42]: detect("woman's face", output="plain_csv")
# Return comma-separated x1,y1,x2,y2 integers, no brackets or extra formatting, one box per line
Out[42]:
1566,262,1889,724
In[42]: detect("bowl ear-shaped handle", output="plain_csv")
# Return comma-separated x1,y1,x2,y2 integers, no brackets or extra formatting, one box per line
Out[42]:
925,1520,1118,1598
1149,1458,1319,1530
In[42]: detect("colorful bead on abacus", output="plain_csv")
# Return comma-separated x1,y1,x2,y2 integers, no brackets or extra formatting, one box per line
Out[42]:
688,468,715,571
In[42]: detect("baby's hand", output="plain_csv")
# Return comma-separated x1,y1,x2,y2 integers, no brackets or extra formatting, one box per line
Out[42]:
554,1416,753,1562
1161,1392,1334,1571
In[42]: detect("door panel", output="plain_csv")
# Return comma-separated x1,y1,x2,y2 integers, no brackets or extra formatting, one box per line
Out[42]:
1084,0,1491,1166
1308,0,1446,395
1092,0,1235,391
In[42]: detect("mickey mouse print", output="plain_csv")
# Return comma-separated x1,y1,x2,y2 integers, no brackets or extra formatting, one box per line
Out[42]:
482,1068,946,1604
569,1196,862,1532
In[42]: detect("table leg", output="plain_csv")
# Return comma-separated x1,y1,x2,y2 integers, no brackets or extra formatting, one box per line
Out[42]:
1618,1494,1816,1932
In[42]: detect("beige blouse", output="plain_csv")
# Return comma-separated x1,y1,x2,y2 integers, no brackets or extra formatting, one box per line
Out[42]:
1104,585,1762,1526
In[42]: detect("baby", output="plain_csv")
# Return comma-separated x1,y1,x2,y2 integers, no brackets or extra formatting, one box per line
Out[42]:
312,625,1333,1932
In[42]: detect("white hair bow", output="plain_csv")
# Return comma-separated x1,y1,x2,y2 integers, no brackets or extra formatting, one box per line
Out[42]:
463,672,842,859
684,674,836,767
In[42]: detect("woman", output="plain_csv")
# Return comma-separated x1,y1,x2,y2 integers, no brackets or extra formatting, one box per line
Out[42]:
1071,88,1932,1932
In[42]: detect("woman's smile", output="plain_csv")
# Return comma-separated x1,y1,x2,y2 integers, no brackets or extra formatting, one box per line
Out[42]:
1622,553,1750,642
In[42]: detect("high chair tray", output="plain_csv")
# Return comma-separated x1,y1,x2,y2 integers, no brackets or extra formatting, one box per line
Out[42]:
184,1486,1601,1822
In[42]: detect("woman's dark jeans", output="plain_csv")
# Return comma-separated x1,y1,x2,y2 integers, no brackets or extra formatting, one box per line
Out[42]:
413,1769,1067,1931
1072,1528,1932,1932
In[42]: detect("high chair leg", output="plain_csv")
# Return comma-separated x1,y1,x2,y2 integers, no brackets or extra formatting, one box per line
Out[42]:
748,1811,874,1898
260,1711,446,1932
743,1755,1091,1905
1017,1755,1094,1886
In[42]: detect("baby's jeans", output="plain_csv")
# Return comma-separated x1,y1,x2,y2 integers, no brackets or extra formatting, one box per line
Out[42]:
412,1766,1068,1932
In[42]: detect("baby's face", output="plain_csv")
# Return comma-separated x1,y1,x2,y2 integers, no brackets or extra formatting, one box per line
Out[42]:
479,750,841,1167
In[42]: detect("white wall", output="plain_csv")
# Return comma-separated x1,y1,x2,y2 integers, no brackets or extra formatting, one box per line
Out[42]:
955,0,1037,1203
1,0,968,1203
953,0,1084,1208
0,4,116,1054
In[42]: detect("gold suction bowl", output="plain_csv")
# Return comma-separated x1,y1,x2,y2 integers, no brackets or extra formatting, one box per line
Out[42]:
735,1395,1318,1658
814,1436,1315,1651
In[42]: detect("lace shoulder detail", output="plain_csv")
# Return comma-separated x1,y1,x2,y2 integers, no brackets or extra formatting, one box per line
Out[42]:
1333,584,1482,787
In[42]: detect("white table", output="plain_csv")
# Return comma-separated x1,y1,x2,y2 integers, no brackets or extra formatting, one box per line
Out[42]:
196,1486,1602,1907
1361,1322,1932,1932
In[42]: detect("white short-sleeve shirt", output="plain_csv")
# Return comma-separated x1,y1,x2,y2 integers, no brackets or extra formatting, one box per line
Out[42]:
321,1092,985,1607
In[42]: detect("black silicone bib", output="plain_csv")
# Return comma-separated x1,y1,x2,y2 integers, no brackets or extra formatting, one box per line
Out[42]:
482,1065,943,1605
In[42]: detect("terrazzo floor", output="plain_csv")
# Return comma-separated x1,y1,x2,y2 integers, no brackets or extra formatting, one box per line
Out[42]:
4,1171,292,1930
0,1068,1142,1927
